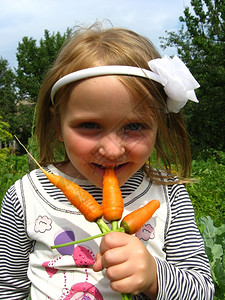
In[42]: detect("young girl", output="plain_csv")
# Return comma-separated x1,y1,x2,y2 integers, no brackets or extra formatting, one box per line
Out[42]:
0,23,214,299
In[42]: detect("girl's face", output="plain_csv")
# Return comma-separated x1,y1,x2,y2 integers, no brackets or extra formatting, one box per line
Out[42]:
58,76,157,188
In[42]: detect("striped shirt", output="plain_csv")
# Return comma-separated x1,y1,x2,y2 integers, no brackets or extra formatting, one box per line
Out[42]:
0,167,214,299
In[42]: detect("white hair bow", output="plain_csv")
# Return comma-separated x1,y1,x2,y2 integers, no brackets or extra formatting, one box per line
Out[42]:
148,55,200,113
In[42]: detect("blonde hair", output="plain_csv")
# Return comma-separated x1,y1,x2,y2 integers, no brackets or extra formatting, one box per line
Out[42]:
36,23,191,183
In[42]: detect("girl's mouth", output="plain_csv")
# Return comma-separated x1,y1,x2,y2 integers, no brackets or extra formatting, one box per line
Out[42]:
92,162,128,173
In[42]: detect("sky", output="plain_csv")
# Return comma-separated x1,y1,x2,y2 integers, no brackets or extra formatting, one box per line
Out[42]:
0,0,191,68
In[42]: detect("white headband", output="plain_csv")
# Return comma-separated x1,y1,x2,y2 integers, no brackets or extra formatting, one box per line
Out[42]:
50,55,200,113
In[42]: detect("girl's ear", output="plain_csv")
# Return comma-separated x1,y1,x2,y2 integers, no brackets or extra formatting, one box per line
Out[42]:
49,107,63,142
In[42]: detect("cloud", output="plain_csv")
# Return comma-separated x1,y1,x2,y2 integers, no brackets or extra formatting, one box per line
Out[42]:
34,215,52,233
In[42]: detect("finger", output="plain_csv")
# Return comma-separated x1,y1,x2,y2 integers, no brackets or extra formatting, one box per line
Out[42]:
92,252,104,272
101,246,127,268
100,231,129,254
110,275,140,295
105,261,132,282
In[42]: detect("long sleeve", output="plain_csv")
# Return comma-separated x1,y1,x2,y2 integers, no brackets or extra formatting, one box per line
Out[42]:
154,184,214,300
0,185,33,299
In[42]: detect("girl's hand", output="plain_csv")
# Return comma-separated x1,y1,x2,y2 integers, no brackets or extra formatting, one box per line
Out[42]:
93,231,158,299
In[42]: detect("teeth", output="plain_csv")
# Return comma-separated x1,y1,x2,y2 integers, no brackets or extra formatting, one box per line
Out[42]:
94,164,105,169
93,163,122,169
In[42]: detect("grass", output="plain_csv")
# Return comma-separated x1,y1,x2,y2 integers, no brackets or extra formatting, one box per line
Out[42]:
0,153,29,201
187,152,225,227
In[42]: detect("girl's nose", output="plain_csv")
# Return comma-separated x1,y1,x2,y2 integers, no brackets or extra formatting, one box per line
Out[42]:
98,133,125,160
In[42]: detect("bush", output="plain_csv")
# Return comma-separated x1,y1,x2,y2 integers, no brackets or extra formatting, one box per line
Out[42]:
0,148,10,165
187,152,225,227
0,154,29,202
198,216,225,300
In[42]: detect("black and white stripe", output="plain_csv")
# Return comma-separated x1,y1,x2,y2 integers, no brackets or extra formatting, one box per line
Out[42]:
155,184,214,300
0,185,33,299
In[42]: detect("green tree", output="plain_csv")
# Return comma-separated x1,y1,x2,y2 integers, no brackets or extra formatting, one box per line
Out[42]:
0,115,13,163
160,0,225,156
16,28,72,101
0,116,12,142
14,28,71,144
0,58,16,132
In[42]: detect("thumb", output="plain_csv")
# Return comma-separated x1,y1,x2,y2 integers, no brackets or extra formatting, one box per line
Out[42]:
93,252,104,272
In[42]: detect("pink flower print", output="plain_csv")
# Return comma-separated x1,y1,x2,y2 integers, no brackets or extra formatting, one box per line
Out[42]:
34,215,52,233
64,282,103,300
42,260,59,278
136,223,155,241
73,246,95,267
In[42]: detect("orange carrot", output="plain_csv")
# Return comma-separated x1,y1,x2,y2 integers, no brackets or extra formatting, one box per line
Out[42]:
15,136,103,223
41,170,103,222
102,168,124,222
120,200,160,234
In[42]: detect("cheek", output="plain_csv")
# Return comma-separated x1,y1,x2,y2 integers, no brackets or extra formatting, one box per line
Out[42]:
127,137,155,159
64,135,96,158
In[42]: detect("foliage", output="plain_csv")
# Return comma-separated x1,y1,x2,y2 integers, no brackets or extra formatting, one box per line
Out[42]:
0,58,16,133
160,0,225,157
0,148,9,166
198,216,225,299
0,56,36,144
0,115,13,164
187,151,225,227
16,28,72,101
14,102,36,146
26,133,40,171
0,29,72,146
11,28,72,145
0,154,29,201
0,115,12,142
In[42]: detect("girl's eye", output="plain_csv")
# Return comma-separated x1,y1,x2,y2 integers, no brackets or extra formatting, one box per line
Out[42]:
124,123,146,132
79,122,100,129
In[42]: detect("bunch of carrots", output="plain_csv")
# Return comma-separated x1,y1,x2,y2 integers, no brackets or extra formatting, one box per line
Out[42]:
39,167,160,236
16,137,160,300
